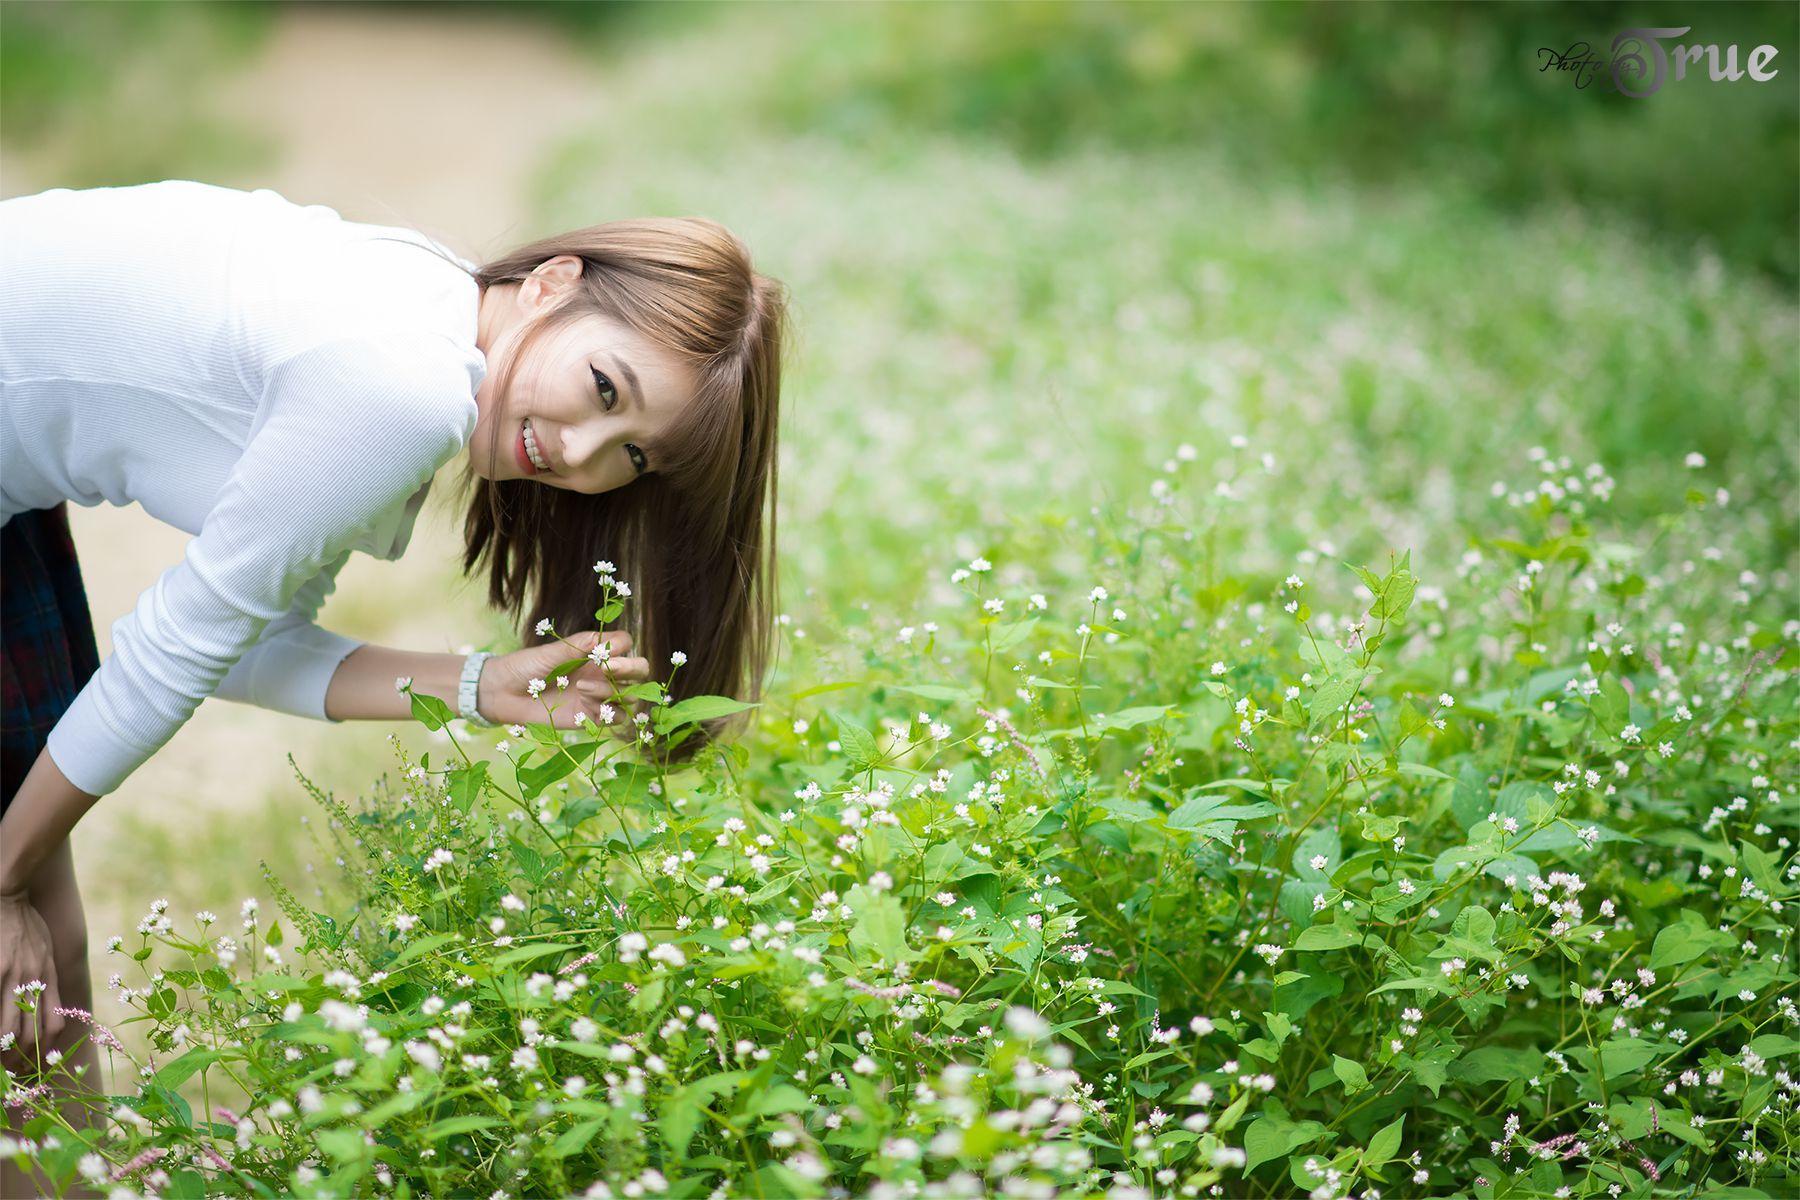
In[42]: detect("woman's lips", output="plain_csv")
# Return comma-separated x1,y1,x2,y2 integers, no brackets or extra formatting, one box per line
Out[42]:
515,422,538,475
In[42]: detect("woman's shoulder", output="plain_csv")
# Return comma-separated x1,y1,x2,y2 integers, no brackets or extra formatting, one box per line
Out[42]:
228,200,487,408
253,329,484,440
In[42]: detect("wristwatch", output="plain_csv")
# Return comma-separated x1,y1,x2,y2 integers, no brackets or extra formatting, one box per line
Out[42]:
458,650,497,727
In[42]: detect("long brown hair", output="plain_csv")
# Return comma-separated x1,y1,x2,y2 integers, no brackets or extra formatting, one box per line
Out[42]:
395,219,789,768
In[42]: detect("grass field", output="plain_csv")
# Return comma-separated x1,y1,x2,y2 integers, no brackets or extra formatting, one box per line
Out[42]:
3,4,1795,1195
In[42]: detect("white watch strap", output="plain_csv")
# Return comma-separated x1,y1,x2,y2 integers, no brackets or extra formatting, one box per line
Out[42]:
458,651,496,726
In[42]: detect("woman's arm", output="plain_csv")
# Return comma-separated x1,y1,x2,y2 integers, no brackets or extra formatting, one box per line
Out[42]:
3,631,649,889
323,644,465,722
0,752,100,898
324,632,653,726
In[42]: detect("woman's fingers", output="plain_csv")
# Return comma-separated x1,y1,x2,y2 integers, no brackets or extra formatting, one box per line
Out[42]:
0,984,18,1074
577,656,652,689
566,629,631,657
37,967,64,1054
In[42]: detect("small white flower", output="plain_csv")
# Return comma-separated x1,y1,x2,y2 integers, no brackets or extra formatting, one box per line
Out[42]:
394,675,413,693
1004,1007,1051,1039
670,651,688,666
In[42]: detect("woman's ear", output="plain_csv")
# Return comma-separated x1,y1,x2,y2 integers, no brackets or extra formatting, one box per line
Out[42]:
520,254,584,313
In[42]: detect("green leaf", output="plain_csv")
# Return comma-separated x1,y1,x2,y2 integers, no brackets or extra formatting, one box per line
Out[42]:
746,871,802,905
552,1117,605,1158
1294,924,1360,952
510,837,553,886
846,884,909,962
491,941,577,967
1597,1037,1658,1077
383,931,460,969
447,760,489,815
1295,829,1342,880
151,1048,221,1089
1650,914,1731,970
1450,1046,1544,1084
517,742,597,801
793,678,864,702
1243,1105,1329,1173
544,652,598,686
1242,1117,1288,1173
660,1072,745,1156
652,694,760,735
987,615,1039,652
426,1115,505,1141
1450,905,1496,947
1366,1114,1404,1165
409,689,455,731
1747,1034,1800,1059
1278,880,1327,928
888,682,979,703
833,713,882,769
1167,794,1279,829
744,1084,811,1118
1309,673,1363,732
1332,1055,1370,1094
1093,705,1175,732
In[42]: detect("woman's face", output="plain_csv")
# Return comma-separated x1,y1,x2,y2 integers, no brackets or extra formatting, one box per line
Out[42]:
469,257,696,495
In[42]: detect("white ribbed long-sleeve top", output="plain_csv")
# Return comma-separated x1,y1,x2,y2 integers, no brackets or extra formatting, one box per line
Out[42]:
0,180,488,798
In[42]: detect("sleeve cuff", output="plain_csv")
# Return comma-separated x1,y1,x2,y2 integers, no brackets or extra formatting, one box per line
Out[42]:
44,683,161,798
213,624,366,724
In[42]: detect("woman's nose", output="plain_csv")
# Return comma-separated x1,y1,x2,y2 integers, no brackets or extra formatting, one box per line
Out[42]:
560,422,605,474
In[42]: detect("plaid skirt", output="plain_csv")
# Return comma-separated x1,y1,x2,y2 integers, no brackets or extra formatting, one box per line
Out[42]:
1,502,101,816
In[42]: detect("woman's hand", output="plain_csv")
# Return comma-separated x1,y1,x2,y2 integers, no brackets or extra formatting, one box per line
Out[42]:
0,891,65,1077
477,629,653,732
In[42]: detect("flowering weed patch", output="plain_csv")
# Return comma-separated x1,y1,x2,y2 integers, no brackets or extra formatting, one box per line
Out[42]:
5,441,1796,1199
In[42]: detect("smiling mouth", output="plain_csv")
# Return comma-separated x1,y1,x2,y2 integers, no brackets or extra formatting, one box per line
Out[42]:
517,418,551,475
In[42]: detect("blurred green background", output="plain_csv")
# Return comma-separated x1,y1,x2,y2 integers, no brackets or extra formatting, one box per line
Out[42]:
2,0,1794,1078
7,1,1796,277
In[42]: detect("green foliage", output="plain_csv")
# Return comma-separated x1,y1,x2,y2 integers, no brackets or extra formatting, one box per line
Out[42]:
1,0,277,186
759,0,1800,282
3,7,1794,1194
8,439,1795,1197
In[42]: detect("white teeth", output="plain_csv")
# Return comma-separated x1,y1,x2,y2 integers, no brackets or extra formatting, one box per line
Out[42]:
523,419,549,472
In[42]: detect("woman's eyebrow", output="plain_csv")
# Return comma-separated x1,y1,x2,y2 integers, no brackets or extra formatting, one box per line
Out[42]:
607,352,643,414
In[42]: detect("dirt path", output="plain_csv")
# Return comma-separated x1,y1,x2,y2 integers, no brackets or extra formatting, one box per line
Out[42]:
4,2,613,1045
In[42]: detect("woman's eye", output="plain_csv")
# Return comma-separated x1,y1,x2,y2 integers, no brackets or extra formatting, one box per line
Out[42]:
626,445,646,474
591,367,618,412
